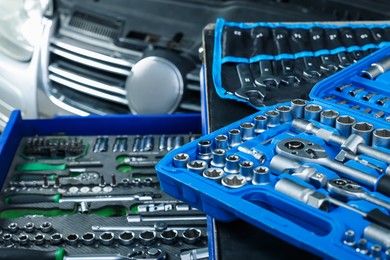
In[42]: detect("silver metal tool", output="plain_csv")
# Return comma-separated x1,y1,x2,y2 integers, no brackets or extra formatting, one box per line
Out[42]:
166,136,174,151
99,232,115,246
335,150,383,173
336,84,352,92
214,134,228,149
228,129,241,147
173,153,190,168
113,137,127,152
255,60,282,88
349,87,365,97
265,110,280,127
320,110,339,127
239,160,254,180
18,233,29,246
377,97,390,106
291,118,390,165
40,222,52,233
240,122,255,141
352,122,374,146
374,111,385,118
371,245,382,259
327,178,390,211
202,168,224,183
253,115,268,134
304,104,322,121
127,215,206,222
93,224,198,232
221,174,247,188
50,233,63,245
210,149,226,168
224,154,240,174
160,229,178,245
276,106,293,124
356,238,369,255
66,233,79,246
270,155,328,188
360,56,390,80
3,233,13,247
8,223,18,233
364,224,390,249
81,232,95,246
118,231,135,246
373,129,390,148
133,136,142,152
335,115,356,137
139,231,156,246
197,140,212,162
235,63,267,106
180,247,209,260
174,136,184,149
187,160,207,174
34,233,45,246
343,230,356,247
275,138,390,197
291,99,307,119
182,228,202,245
158,135,167,151
252,166,270,185
362,92,378,101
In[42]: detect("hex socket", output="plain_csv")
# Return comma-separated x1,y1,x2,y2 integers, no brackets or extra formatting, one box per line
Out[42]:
335,115,356,137
320,110,339,127
7,223,18,233
214,134,228,150
265,110,280,127
160,229,178,245
34,233,45,246
276,106,293,123
240,122,255,141
372,129,390,148
18,233,29,246
253,115,268,134
182,228,202,244
197,140,212,162
66,233,79,246
139,230,156,246
40,222,53,233
291,99,307,119
24,222,35,233
81,232,95,246
3,233,13,247
304,104,322,121
118,231,135,246
99,232,115,246
50,233,63,245
228,129,241,147
351,122,374,145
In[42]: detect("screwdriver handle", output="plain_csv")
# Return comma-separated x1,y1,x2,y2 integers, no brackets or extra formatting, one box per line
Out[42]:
4,194,61,204
365,208,390,230
0,248,64,260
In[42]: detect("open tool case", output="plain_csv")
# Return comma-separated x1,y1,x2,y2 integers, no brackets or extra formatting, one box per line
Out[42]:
0,112,207,260
157,46,390,259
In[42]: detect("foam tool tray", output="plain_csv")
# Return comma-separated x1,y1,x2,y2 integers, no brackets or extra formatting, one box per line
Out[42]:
157,46,390,259
212,18,390,109
0,111,208,260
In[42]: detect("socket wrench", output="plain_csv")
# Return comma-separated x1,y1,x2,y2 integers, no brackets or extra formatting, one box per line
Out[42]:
275,137,390,196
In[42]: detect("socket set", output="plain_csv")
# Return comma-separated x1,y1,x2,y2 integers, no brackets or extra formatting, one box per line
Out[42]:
157,46,390,258
0,113,207,260
212,18,390,108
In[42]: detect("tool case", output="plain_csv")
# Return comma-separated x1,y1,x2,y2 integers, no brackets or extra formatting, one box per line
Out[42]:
156,45,390,259
0,111,207,260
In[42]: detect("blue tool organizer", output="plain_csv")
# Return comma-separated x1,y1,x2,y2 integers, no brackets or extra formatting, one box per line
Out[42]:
157,46,390,258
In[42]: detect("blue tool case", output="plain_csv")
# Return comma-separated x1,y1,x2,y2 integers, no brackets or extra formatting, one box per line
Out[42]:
212,18,390,109
156,45,390,258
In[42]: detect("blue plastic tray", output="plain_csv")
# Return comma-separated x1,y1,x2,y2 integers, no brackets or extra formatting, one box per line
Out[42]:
156,46,390,258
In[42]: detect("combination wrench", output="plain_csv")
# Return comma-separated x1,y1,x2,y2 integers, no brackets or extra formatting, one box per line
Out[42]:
327,178,390,211
275,138,390,197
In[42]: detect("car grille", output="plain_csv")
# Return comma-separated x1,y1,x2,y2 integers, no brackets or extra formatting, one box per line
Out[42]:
46,12,200,115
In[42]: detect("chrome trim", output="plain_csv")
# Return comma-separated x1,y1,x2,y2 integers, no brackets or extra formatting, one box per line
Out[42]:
50,47,130,76
48,65,126,96
48,95,90,116
49,74,128,105
51,39,135,67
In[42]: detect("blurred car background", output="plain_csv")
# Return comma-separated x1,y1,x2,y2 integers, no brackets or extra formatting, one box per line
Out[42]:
0,0,389,130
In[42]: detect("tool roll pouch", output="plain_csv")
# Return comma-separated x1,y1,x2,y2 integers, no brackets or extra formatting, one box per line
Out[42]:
213,18,390,108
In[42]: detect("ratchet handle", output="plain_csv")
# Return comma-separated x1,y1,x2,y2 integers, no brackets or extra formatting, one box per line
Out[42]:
4,194,61,204
0,248,64,260
376,175,390,198
366,208,390,230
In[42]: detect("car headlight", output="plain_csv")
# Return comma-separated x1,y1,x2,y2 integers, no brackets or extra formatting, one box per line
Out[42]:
0,0,52,62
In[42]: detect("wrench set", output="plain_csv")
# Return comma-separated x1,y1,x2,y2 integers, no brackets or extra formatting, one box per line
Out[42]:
212,18,390,108
157,46,390,258
0,113,207,260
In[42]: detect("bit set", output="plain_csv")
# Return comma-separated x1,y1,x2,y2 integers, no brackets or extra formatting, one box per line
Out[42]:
157,46,390,258
0,112,206,260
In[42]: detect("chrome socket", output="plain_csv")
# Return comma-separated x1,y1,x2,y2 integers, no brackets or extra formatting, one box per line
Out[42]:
187,160,208,174
276,106,293,123
139,230,156,246
228,129,241,147
174,136,184,149
160,229,178,245
99,232,115,246
253,115,268,134
34,233,45,246
158,135,167,151
320,110,339,127
182,228,202,245
81,232,96,246
336,115,356,137
197,140,212,162
304,104,322,121
239,160,254,180
3,233,13,247
203,168,224,183
173,153,190,168
352,122,374,145
224,154,240,174
371,245,382,259
18,233,29,246
40,222,53,233
166,136,174,151
221,174,247,188
240,122,255,141
50,233,63,246
372,129,390,148
291,99,307,118
252,166,270,185
118,231,135,246
265,110,280,128
356,238,369,255
8,223,18,233
343,230,356,247
210,148,226,168
214,134,229,150
66,233,79,246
